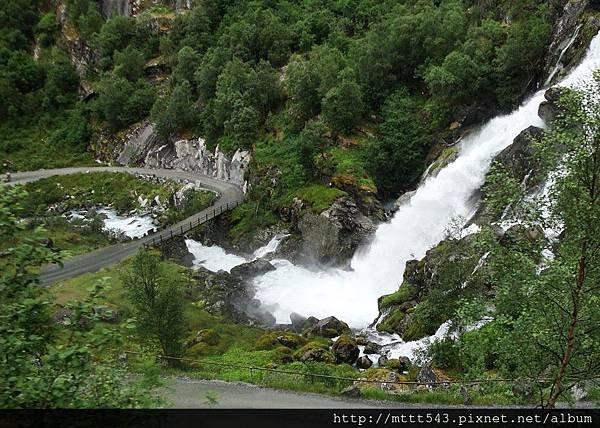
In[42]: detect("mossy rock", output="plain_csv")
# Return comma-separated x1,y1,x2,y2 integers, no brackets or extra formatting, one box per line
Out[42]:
295,342,336,364
378,283,418,310
196,329,221,346
331,335,359,365
255,331,308,350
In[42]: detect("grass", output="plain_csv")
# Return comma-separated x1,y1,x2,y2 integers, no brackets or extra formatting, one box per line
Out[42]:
0,121,93,172
19,172,178,216
293,185,347,213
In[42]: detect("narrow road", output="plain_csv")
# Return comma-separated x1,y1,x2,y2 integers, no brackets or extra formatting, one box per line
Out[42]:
8,167,244,284
165,378,423,409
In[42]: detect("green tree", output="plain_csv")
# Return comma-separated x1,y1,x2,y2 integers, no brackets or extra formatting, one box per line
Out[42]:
113,45,145,82
35,12,58,47
445,78,600,408
0,187,160,407
94,77,155,131
366,88,429,194
321,71,363,136
121,251,187,361
151,80,197,138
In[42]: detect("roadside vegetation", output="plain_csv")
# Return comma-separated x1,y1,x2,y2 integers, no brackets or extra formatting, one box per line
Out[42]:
4,172,215,257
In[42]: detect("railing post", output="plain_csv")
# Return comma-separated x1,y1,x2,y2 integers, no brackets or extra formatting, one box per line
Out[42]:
181,225,183,234
170,230,173,238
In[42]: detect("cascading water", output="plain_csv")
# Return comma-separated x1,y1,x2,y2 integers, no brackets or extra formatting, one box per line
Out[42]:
184,32,600,346
249,32,600,329
186,234,288,272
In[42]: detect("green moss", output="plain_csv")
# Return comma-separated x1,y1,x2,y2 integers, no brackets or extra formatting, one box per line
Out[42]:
255,331,308,350
293,185,347,213
379,283,417,309
376,309,407,335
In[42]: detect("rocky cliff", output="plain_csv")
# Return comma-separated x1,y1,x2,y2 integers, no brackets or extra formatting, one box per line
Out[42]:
113,123,251,189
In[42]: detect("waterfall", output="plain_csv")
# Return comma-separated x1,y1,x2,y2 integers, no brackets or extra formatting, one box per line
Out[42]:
252,234,289,259
545,23,583,86
185,234,288,272
249,32,600,328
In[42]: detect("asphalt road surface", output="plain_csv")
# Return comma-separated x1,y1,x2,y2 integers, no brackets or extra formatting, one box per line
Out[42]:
8,167,244,284
165,378,424,409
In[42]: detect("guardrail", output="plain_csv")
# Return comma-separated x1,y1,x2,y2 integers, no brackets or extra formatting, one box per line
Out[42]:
143,198,243,248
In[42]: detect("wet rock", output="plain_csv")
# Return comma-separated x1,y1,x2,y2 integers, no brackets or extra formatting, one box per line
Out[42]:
363,342,381,355
495,126,545,188
539,87,565,123
190,267,275,327
356,356,373,370
154,235,195,267
230,259,276,281
377,355,388,367
543,0,594,85
290,313,319,333
297,196,376,266
306,316,351,338
340,385,362,398
332,335,360,365
385,357,412,373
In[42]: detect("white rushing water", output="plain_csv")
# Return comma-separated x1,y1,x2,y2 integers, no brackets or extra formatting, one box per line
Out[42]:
186,234,287,272
186,33,600,335
69,208,157,238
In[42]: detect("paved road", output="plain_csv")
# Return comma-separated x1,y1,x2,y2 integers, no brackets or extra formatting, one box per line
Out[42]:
165,378,424,409
8,167,244,284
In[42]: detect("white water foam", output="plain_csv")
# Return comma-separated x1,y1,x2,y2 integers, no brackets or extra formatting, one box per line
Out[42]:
186,234,287,272
69,208,157,239
250,33,600,328
185,34,600,333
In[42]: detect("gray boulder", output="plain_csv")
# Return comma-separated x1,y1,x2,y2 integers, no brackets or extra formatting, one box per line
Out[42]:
331,335,360,365
230,258,276,281
190,267,275,327
356,356,373,370
297,196,376,266
307,316,351,338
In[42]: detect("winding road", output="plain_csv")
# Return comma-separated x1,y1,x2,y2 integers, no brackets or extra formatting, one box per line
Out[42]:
8,167,244,284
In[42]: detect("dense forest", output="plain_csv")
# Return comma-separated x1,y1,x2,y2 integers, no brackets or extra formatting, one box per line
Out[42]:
1,0,600,410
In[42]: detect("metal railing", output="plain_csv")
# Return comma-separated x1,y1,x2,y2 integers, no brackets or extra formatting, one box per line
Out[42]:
143,198,243,247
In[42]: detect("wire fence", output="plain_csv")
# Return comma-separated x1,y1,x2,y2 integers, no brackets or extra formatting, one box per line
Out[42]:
118,349,536,389
142,198,243,248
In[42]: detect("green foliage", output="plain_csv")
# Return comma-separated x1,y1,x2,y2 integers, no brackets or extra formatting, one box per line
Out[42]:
321,71,364,135
113,45,146,82
366,89,431,194
434,79,600,407
151,80,198,138
0,186,161,407
67,0,103,41
94,77,155,131
121,251,187,361
36,13,58,47
293,185,346,213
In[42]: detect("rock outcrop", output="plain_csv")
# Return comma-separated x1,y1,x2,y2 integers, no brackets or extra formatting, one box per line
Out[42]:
297,197,376,266
189,267,275,326
543,0,598,85
116,127,251,189
230,259,276,281
538,87,565,124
